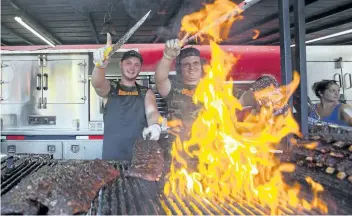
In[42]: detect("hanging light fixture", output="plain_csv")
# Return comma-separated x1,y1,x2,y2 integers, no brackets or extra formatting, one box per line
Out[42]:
14,16,55,47
290,29,352,47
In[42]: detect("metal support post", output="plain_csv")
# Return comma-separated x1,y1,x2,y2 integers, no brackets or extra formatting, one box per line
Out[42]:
278,0,293,103
278,0,293,149
293,0,309,135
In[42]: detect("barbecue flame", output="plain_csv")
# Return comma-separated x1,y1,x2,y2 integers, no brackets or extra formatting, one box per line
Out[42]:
181,0,243,42
163,0,327,214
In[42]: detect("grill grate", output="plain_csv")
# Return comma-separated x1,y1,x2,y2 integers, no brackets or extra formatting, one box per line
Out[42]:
95,163,164,215
286,166,352,214
92,163,352,215
1,154,54,196
1,156,352,215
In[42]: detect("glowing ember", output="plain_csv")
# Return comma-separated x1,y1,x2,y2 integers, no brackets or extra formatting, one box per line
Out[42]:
304,142,319,150
163,0,327,214
252,29,260,39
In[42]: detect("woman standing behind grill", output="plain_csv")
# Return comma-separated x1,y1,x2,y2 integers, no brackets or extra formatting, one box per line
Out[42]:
309,80,352,126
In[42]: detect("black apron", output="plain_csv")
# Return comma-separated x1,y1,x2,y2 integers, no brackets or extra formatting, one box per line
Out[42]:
102,81,147,161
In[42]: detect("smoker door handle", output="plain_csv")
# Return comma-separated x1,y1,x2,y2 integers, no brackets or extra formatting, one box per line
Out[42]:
333,73,342,87
43,73,48,90
42,55,47,67
43,97,47,109
38,97,42,109
36,73,42,90
344,73,352,89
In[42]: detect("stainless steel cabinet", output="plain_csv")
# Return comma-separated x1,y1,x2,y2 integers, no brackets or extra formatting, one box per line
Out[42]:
1,54,87,106
42,56,86,104
341,62,352,102
1,56,41,104
62,140,102,160
89,80,104,122
1,140,63,159
0,54,89,131
0,140,103,160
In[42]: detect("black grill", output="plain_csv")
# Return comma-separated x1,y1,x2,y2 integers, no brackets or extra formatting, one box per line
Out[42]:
1,155,352,215
89,164,352,215
1,154,54,196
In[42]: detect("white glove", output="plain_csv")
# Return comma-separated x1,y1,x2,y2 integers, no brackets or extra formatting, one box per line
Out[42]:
163,39,181,60
93,33,113,68
142,124,161,141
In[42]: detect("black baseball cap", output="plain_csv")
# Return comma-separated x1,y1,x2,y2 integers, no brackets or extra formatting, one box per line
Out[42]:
178,47,200,60
121,50,143,63
176,47,201,66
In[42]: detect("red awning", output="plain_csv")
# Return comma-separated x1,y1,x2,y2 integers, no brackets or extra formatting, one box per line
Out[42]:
135,44,281,82
1,44,281,82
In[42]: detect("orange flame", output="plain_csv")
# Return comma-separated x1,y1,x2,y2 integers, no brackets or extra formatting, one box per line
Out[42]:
164,0,327,214
181,0,243,43
306,177,328,213
252,29,260,39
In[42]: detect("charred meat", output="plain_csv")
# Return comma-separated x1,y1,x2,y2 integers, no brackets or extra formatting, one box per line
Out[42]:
316,144,333,154
290,147,313,161
308,123,352,143
124,139,164,181
1,160,119,215
314,153,329,167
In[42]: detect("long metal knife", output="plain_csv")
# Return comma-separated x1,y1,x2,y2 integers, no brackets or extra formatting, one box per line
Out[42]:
107,10,151,59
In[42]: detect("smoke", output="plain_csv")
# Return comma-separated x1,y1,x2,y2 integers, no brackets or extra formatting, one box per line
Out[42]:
69,0,118,14
156,0,205,40
122,0,161,21
69,0,207,41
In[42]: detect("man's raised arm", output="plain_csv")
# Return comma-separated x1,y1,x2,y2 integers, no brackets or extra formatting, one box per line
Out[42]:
155,39,181,98
91,33,113,97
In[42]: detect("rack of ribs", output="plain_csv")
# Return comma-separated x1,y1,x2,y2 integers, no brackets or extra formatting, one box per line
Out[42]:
308,122,352,143
1,159,119,215
124,139,164,181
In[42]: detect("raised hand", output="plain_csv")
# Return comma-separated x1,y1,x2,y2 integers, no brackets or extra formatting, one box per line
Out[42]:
93,33,113,68
163,39,182,60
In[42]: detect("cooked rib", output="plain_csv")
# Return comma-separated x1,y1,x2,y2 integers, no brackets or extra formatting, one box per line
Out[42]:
1,160,119,215
125,139,164,181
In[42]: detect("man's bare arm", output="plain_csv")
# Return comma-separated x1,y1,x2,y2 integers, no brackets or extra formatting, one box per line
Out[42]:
144,89,161,126
91,67,111,97
155,57,172,98
155,39,181,98
91,33,113,98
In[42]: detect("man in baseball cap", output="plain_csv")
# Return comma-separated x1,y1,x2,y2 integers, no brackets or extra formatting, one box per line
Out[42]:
121,50,143,63
154,39,204,174
155,39,203,138
91,33,161,161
